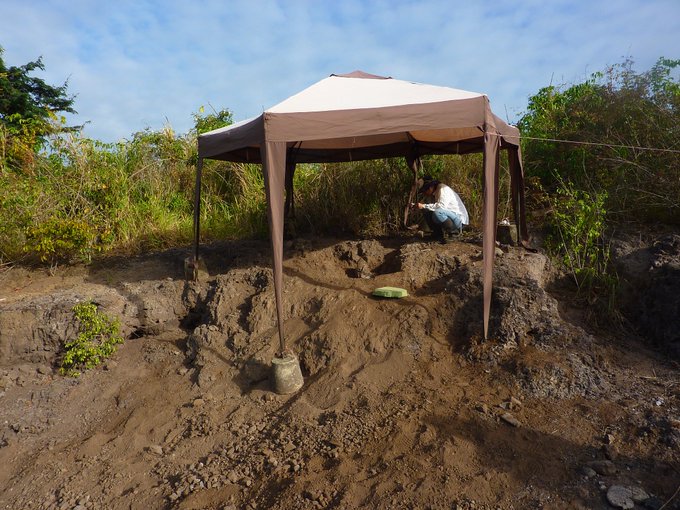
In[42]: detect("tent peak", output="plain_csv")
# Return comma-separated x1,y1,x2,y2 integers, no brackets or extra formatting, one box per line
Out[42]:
331,70,391,80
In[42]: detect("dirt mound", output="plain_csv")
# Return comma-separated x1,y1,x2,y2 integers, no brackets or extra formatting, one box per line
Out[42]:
0,236,678,510
613,233,680,358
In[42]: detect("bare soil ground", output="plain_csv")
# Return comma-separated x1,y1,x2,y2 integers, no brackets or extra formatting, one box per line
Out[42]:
0,233,678,510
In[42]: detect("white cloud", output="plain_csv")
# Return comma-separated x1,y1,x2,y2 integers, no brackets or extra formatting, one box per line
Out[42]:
1,0,677,142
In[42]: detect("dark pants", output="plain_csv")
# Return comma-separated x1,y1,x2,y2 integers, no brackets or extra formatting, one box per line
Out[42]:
423,210,442,235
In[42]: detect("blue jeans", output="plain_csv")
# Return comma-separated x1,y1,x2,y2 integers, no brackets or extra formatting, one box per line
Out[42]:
431,209,463,231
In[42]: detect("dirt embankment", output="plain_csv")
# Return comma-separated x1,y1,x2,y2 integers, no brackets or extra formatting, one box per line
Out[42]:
0,234,678,510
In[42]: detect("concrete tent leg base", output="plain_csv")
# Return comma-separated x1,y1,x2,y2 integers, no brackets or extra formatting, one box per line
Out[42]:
271,353,304,394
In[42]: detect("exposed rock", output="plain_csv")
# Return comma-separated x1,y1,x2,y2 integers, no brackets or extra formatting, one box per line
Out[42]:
630,486,650,503
580,466,597,478
587,460,617,476
500,413,521,427
148,445,163,455
606,485,634,509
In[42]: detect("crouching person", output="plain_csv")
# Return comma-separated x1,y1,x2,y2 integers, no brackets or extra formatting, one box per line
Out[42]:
416,177,469,244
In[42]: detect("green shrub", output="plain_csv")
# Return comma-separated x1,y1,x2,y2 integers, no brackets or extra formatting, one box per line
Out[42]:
60,301,124,377
24,217,100,265
545,176,618,312
519,57,680,225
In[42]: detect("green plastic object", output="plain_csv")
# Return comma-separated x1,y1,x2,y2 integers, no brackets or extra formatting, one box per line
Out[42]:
372,286,408,298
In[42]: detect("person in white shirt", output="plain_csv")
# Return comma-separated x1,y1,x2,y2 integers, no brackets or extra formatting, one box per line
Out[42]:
415,177,469,244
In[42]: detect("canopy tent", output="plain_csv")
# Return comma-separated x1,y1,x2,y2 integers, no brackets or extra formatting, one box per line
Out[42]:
195,71,528,351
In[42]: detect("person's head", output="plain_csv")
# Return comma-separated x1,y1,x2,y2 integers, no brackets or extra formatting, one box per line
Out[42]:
418,178,438,196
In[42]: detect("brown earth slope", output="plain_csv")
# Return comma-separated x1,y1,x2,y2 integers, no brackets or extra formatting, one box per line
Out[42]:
0,235,678,510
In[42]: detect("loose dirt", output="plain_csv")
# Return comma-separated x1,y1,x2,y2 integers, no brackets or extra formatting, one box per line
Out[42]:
0,234,678,510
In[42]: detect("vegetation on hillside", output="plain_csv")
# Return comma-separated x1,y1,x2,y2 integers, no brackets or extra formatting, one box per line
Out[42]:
519,57,679,224
518,57,679,313
1,47,678,323
60,301,124,377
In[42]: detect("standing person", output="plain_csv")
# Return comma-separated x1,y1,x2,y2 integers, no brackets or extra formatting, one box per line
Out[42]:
415,176,469,244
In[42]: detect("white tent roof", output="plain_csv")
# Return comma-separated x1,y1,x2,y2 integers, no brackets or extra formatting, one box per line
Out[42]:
268,74,483,113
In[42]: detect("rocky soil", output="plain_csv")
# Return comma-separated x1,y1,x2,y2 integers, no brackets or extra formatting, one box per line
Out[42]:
0,233,678,510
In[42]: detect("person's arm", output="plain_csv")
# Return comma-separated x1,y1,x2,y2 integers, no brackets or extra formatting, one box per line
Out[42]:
419,186,447,211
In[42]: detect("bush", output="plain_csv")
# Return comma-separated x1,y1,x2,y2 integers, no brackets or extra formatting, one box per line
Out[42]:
518,57,678,326
60,301,124,377
545,177,614,293
292,159,410,237
519,57,680,225
24,217,100,265
544,175,620,327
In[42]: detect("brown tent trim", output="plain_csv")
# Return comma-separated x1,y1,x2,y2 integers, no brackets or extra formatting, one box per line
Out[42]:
482,129,501,340
205,138,488,165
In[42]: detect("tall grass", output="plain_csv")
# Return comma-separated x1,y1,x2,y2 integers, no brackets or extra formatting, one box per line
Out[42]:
293,158,409,237
0,120,508,266
290,153,509,238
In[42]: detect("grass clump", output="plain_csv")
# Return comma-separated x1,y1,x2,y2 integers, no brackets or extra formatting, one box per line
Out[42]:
60,301,124,377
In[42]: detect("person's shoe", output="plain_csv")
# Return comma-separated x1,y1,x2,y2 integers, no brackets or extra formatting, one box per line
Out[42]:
424,225,442,244
440,219,460,242
441,219,454,232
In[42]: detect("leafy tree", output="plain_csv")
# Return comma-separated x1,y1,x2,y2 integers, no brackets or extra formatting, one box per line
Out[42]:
518,57,680,224
192,105,233,135
0,46,77,168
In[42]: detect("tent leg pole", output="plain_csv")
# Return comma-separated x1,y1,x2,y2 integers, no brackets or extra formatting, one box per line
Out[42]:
482,132,500,340
404,149,421,227
185,157,204,282
193,158,203,263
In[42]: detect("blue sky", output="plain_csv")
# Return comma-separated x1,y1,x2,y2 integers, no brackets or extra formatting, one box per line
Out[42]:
1,0,678,143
